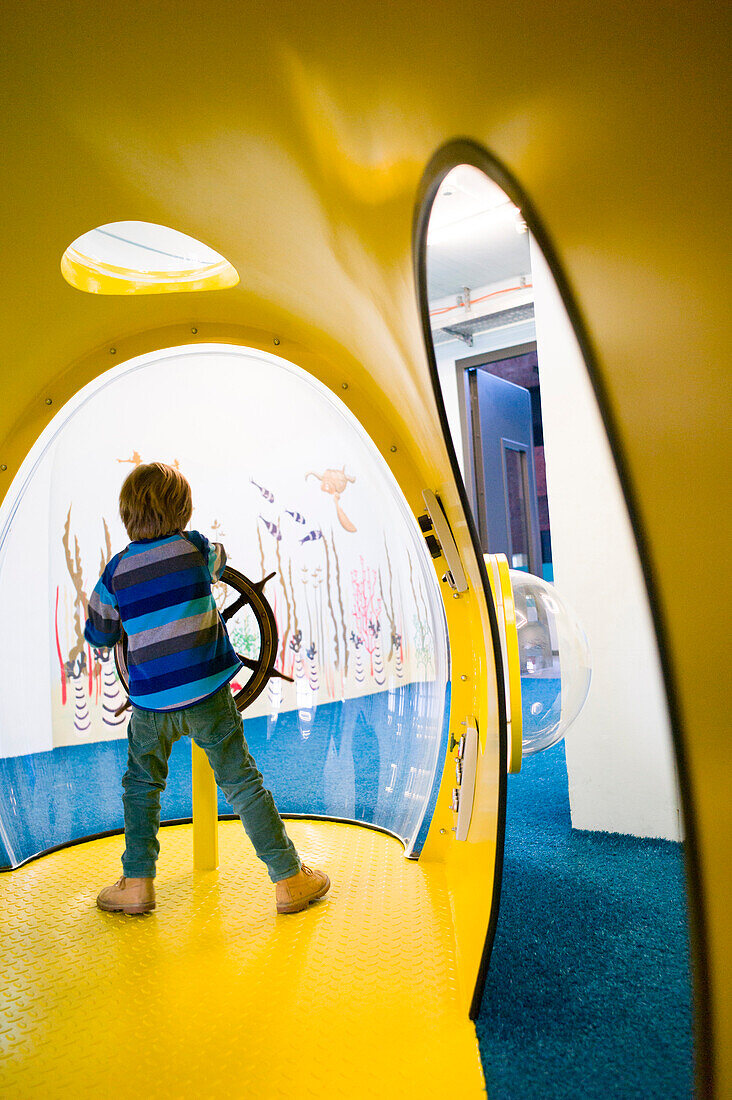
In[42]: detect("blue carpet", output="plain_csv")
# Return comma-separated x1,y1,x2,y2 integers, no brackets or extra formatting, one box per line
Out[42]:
477,743,694,1098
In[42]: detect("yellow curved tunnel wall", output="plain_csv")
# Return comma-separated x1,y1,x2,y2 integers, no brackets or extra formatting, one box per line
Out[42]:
1,2,728,1092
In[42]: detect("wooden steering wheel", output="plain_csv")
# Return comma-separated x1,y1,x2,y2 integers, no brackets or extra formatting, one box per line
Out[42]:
113,566,293,714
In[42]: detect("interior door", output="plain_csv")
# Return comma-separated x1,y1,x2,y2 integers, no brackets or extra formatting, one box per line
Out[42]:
465,368,542,575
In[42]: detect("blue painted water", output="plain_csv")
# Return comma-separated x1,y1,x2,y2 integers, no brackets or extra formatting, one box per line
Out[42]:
0,682,448,868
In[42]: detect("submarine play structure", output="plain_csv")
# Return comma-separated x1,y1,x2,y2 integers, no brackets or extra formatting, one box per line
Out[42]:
0,3,727,1096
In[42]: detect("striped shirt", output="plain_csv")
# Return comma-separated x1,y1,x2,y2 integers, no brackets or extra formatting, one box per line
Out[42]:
84,531,241,712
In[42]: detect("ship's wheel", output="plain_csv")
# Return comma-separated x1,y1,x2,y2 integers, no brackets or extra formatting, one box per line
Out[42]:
113,566,292,715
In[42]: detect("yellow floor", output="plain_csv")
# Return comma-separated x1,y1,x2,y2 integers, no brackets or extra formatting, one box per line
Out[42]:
1,820,486,1098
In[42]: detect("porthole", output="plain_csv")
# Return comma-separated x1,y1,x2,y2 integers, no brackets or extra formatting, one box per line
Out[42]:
61,221,239,295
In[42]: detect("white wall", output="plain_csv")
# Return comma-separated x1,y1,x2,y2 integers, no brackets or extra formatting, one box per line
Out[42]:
432,254,681,839
0,456,54,757
530,239,682,840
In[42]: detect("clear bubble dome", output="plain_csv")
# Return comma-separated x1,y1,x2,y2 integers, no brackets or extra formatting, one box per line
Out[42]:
509,570,592,756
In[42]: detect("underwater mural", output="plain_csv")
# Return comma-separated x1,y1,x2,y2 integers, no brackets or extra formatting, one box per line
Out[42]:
52,467,434,747
45,349,441,750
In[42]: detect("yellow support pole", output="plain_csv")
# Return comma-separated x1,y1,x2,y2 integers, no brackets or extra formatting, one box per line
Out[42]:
191,741,219,871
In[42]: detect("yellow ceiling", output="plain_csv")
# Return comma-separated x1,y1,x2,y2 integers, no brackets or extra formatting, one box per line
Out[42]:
1,1,729,1090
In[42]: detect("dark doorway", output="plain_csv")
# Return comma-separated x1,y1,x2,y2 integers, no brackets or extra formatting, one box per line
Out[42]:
456,342,553,580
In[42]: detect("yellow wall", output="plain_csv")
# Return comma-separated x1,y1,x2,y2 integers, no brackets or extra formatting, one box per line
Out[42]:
1,2,727,1090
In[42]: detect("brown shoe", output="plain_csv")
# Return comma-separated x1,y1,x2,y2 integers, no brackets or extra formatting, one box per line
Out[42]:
275,865,330,914
96,876,156,915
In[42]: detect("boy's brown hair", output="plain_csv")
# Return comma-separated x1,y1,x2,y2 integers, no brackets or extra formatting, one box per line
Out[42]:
119,462,192,541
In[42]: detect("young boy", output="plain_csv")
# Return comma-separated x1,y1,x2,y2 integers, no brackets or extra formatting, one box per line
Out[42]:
84,461,329,916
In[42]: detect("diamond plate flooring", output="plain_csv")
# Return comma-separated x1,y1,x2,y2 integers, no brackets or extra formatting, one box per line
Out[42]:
1,820,486,1098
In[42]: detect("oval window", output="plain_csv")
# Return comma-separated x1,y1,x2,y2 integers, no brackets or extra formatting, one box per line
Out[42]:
420,155,680,839
61,221,239,295
415,144,694,1089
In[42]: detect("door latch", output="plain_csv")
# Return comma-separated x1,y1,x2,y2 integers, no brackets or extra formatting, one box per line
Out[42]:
418,490,468,593
450,716,478,841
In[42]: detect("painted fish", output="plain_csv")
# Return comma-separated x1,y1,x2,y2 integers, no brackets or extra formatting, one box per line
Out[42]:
250,479,275,503
305,468,356,532
286,509,307,524
306,467,355,495
259,516,282,541
300,529,323,544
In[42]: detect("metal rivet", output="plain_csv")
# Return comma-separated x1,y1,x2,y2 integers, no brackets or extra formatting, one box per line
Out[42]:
460,674,468,681
45,398,53,405
452,592,460,599
191,327,198,335
439,828,447,835
110,348,116,355
0,464,7,472
390,445,397,453
273,338,280,346
341,382,348,390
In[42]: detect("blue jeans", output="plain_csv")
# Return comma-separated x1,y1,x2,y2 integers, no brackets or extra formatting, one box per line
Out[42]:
121,685,301,882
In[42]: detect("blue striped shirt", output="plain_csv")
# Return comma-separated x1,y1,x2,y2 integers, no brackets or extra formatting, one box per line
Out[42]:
84,531,242,712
